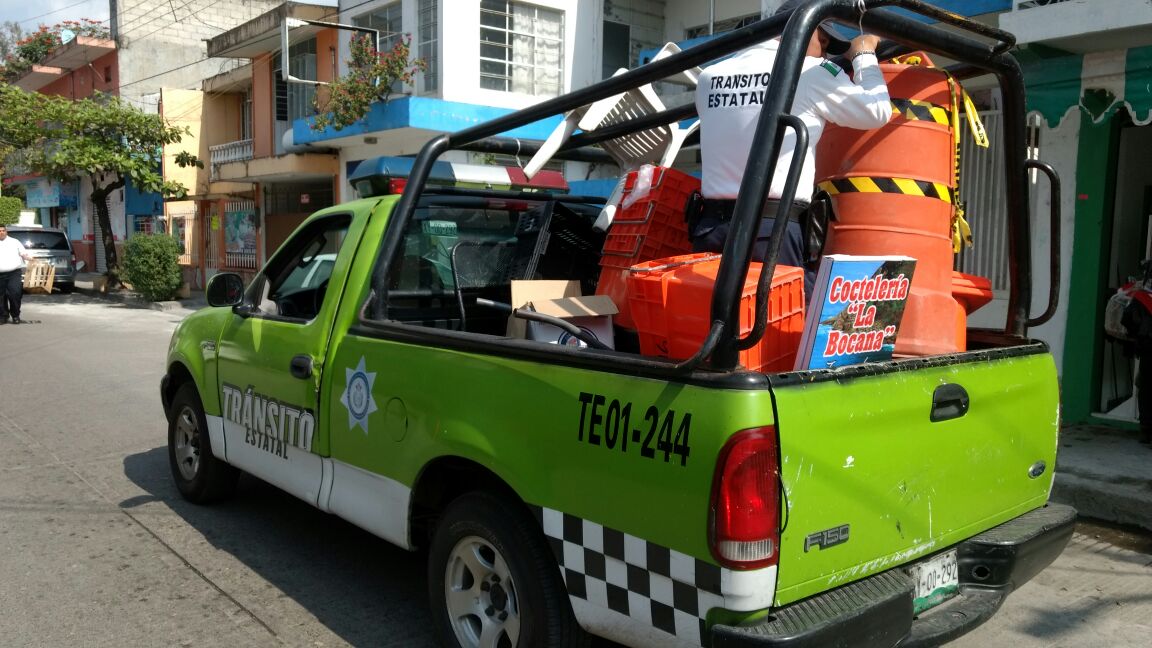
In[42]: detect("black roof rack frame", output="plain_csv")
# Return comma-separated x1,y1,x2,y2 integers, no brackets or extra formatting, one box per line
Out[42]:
370,0,1036,372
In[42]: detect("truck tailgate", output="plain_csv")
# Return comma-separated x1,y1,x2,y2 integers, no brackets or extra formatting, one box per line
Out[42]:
770,346,1059,605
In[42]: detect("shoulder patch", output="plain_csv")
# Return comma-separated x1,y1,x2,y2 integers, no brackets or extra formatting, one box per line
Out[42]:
820,60,841,76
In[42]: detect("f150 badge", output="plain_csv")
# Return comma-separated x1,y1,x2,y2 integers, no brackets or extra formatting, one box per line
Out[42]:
805,524,850,552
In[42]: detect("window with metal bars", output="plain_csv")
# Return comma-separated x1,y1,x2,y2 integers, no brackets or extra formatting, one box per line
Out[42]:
479,0,564,96
354,2,404,93
275,40,319,124
419,0,439,92
685,12,762,39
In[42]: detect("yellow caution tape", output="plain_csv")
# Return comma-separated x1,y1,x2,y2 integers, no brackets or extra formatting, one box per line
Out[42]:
818,177,954,204
890,98,950,125
962,90,989,148
893,54,983,252
952,207,973,253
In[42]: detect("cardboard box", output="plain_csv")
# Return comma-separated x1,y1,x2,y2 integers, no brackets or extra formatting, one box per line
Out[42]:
508,280,618,349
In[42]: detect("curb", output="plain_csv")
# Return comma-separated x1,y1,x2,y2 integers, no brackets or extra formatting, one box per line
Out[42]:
1055,425,1152,533
74,285,205,313
1051,473,1152,532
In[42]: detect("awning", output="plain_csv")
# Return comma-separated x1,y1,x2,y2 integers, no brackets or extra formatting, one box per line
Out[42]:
1018,44,1152,128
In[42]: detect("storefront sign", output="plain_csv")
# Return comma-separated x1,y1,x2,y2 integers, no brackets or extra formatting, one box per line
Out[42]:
25,180,60,208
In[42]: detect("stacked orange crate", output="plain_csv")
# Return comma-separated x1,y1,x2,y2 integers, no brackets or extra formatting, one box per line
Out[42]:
596,167,698,329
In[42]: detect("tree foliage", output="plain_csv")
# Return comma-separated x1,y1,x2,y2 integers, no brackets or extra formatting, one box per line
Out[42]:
0,195,22,225
123,234,184,301
0,86,200,284
0,21,26,62
311,34,425,132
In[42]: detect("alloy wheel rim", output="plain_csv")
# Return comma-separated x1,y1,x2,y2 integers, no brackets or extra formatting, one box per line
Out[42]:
173,406,201,481
444,535,521,648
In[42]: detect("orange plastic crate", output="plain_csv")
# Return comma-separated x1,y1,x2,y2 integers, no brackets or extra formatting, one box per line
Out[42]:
596,167,698,328
626,253,806,372
602,167,697,261
596,265,634,328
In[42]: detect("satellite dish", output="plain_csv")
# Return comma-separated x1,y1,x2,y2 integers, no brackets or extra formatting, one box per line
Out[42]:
60,29,76,44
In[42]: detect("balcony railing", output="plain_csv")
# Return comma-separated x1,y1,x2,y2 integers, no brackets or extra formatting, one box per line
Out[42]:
209,139,254,166
208,139,253,181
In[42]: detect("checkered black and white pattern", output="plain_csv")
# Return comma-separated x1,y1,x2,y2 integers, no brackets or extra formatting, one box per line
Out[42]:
530,505,727,646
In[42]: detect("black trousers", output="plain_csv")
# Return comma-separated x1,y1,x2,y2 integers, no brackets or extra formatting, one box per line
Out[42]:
0,269,23,320
689,199,816,298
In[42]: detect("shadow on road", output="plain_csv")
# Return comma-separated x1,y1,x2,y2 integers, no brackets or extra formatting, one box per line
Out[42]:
122,446,437,647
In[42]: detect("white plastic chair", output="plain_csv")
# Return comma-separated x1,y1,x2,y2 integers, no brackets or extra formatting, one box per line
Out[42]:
523,42,702,179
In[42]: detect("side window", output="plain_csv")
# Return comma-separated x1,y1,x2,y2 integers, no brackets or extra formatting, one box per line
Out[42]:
250,214,351,321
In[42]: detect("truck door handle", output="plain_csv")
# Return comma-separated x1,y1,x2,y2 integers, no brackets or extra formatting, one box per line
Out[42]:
930,384,969,422
290,355,313,379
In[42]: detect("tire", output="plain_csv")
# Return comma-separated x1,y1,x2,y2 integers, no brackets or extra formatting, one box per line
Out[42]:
428,492,588,648
167,383,239,504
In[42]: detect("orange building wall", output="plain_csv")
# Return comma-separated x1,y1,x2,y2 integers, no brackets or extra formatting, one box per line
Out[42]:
252,53,274,159
250,29,336,159
316,29,338,83
38,51,119,99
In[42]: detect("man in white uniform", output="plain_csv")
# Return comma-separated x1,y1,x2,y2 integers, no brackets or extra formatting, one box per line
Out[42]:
0,224,32,324
692,0,892,298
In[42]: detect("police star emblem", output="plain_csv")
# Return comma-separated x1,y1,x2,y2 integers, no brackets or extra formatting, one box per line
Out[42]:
340,356,378,433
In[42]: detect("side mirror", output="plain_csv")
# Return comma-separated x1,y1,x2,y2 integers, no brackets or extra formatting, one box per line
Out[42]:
206,273,245,308
75,260,87,272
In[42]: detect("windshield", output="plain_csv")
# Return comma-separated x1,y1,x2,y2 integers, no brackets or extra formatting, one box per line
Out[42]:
13,231,70,251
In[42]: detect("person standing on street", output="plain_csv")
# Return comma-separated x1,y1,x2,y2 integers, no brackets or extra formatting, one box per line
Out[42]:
691,0,892,299
0,224,33,325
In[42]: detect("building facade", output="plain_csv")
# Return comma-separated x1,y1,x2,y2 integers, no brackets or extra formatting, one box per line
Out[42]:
175,0,1152,433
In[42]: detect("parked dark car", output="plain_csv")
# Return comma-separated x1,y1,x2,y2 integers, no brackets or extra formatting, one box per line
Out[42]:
7,226,78,293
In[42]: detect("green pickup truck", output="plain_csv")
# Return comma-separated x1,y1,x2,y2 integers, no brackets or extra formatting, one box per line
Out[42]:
161,2,1074,647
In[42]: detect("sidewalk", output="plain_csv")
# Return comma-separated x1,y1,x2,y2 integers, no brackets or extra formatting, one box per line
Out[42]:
73,272,207,313
1052,424,1152,532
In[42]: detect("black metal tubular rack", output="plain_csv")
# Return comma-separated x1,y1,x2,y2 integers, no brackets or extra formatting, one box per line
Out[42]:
370,0,1035,373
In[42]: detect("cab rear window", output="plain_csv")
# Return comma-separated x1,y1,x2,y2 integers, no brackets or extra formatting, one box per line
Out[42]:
378,193,606,335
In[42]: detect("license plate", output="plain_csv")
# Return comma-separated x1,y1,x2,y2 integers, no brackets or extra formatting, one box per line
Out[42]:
910,550,959,614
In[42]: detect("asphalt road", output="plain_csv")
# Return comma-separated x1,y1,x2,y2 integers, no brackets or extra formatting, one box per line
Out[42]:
0,294,1149,647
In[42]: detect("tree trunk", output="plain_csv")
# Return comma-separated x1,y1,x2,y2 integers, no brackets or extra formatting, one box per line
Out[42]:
91,184,122,286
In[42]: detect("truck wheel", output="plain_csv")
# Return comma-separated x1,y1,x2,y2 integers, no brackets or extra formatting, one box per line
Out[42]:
428,492,587,648
168,383,239,504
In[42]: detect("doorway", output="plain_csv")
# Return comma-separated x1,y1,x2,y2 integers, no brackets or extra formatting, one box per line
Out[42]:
1097,121,1152,423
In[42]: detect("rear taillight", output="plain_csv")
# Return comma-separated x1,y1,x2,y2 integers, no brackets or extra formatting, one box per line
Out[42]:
710,427,780,569
388,178,408,194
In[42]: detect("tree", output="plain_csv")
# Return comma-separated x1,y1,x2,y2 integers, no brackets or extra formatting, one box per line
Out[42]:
0,21,26,62
311,34,425,132
0,86,200,285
